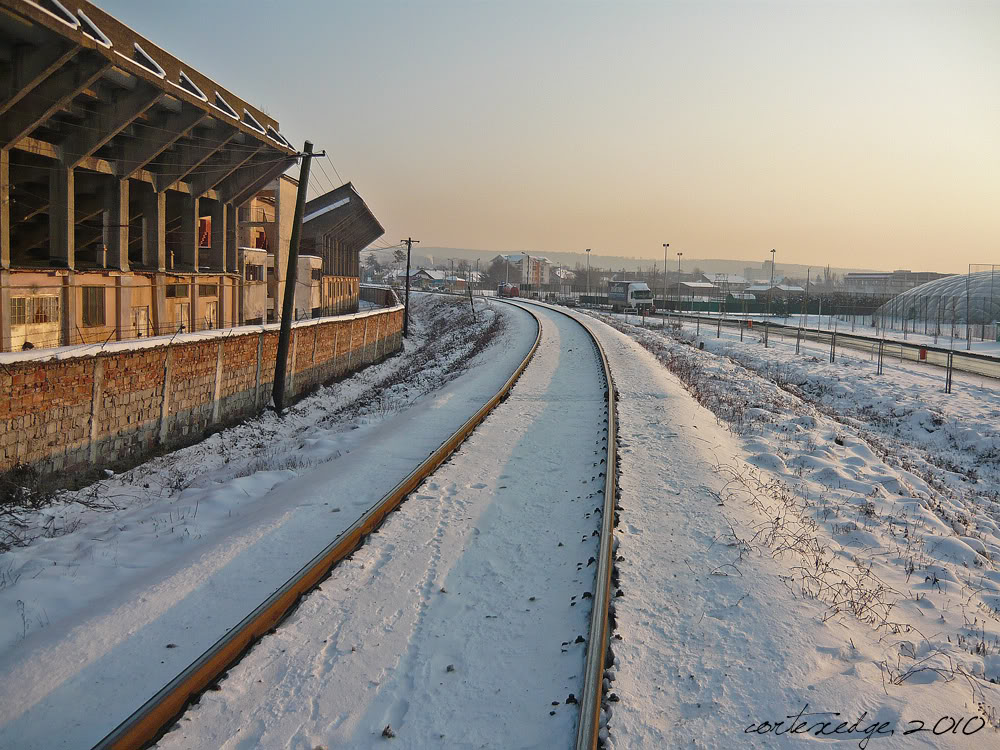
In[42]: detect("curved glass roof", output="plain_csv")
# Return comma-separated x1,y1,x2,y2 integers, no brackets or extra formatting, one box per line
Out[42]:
877,270,1000,323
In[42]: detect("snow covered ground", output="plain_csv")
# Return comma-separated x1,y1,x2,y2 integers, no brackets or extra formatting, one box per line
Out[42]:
151,301,611,749
0,294,535,749
576,307,1000,748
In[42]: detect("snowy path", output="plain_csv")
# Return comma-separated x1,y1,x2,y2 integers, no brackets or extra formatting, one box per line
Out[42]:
153,302,610,750
0,299,536,750
564,308,1000,749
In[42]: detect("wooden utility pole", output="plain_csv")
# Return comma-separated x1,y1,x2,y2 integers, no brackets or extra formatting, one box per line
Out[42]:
273,140,321,415
402,237,419,337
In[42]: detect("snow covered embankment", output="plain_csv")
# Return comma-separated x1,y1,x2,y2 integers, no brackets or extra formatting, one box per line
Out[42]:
0,295,505,665
595,312,1000,731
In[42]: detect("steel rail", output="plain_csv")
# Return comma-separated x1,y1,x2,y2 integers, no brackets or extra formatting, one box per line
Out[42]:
93,301,542,750
508,299,619,750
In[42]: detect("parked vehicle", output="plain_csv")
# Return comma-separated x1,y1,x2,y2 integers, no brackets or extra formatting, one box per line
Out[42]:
607,281,654,313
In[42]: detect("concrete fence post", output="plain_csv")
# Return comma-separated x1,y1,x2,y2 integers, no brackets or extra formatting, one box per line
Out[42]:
287,327,298,399
361,316,370,364
159,347,173,445
374,312,383,361
254,332,263,408
212,339,224,423
333,327,340,376
346,319,354,372
88,357,105,465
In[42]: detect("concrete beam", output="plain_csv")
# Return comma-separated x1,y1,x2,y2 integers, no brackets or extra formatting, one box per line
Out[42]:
12,136,217,201
18,191,103,253
151,125,237,193
0,53,111,149
61,84,164,169
222,155,296,206
188,143,263,198
115,107,206,178
0,43,78,118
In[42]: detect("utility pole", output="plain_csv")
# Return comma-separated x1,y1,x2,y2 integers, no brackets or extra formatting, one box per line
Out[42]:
402,237,419,337
273,140,324,415
586,248,591,302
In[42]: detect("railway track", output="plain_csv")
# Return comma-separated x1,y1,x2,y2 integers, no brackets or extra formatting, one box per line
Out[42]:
94,299,619,750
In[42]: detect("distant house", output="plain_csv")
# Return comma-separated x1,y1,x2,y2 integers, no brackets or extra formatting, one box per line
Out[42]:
745,283,805,299
387,268,435,288
678,281,718,301
702,273,749,294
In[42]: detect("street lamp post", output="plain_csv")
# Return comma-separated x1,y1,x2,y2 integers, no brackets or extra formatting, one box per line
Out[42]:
804,267,810,328
767,249,776,318
586,248,591,302
766,248,776,347
662,243,669,323
676,251,683,314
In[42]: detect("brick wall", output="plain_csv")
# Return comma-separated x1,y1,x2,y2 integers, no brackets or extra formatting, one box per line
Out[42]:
0,306,403,476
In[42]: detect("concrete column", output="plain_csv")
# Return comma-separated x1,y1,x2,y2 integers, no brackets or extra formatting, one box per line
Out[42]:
61,271,76,346
177,193,198,271
49,166,75,269
208,198,226,272
225,202,239,274
142,188,166,271
1,148,9,270
104,177,129,271
0,269,10,351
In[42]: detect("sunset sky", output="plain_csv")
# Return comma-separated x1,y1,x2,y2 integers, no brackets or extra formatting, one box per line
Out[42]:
99,1,999,274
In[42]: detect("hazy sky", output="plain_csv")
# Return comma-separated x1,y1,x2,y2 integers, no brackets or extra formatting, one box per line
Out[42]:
98,1,998,273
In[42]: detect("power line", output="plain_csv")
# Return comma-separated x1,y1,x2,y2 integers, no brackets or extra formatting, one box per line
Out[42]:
325,154,343,185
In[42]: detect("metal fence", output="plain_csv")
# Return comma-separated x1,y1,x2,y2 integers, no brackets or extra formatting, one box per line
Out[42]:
606,309,1000,395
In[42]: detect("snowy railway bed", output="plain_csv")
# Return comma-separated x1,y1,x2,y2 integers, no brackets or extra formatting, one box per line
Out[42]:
139,300,619,750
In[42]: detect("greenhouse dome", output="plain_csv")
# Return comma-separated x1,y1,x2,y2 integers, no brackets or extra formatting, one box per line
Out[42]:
875,270,1000,330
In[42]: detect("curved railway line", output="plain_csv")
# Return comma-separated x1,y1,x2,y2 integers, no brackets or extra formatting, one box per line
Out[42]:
93,299,620,750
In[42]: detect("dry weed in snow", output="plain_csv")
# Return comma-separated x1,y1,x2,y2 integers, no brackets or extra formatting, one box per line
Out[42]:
595,311,1000,730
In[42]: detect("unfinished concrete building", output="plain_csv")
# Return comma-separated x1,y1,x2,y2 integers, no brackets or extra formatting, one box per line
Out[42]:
0,0,299,351
301,182,385,316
